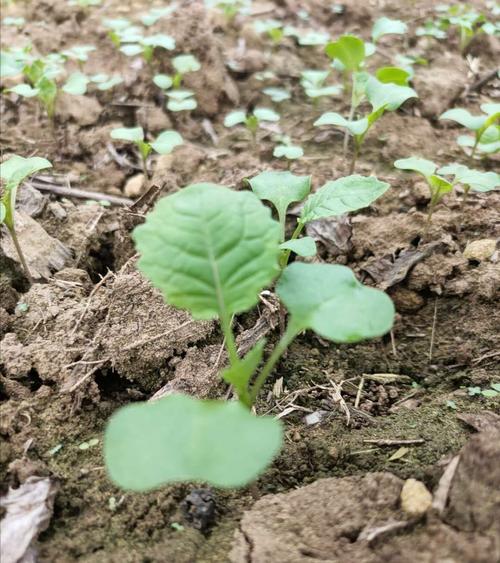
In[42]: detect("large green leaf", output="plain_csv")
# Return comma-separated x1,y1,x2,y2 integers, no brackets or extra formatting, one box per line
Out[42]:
394,157,437,178
372,17,408,42
439,108,486,131
277,263,394,342
325,35,365,71
0,155,52,187
300,175,389,224
133,183,281,320
366,77,417,112
104,394,282,490
150,130,183,154
247,171,311,228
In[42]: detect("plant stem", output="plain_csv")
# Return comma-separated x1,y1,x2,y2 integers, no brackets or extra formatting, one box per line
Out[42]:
343,73,356,156
220,313,239,367
460,186,470,213
470,136,479,160
349,143,359,175
279,221,305,268
423,202,435,239
249,323,299,404
141,153,149,179
8,226,34,284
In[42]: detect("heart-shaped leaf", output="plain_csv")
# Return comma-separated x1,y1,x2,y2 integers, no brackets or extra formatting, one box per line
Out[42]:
279,237,316,257
247,171,311,228
133,183,281,319
366,77,417,112
277,262,394,342
150,130,183,154
300,175,389,224
325,35,365,71
314,112,369,136
104,394,282,490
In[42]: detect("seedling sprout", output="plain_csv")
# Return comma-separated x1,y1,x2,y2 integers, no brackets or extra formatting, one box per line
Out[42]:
224,108,280,144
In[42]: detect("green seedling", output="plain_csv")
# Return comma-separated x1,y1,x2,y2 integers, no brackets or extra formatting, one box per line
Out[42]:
110,127,183,178
287,29,330,47
394,157,453,233
69,0,101,6
224,108,280,144
61,45,95,66
166,89,197,112
62,71,123,95
140,6,176,26
204,0,251,21
171,54,201,88
0,46,32,78
121,34,176,63
254,19,284,44
0,155,52,282
104,177,394,491
371,17,408,43
440,104,500,158
262,87,291,103
9,59,58,119
300,70,341,101
467,383,499,398
273,141,303,163
437,163,499,209
2,17,25,27
315,77,417,173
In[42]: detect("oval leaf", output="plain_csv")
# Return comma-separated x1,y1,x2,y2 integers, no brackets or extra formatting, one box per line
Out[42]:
133,183,281,319
153,74,173,90
62,72,89,95
280,237,316,257
300,175,389,224
325,35,365,71
172,54,201,74
104,394,282,490
366,77,417,112
253,107,280,122
372,17,408,42
439,108,486,131
273,145,303,159
224,110,247,127
150,130,183,155
277,262,394,342
0,155,52,187
110,127,144,143
394,157,436,179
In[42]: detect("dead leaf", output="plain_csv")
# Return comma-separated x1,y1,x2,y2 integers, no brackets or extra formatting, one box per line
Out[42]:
305,215,352,256
363,241,441,289
388,447,410,461
0,476,58,563
456,411,500,433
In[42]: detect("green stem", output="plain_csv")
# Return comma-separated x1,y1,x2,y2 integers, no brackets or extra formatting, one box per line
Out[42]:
470,135,479,160
424,201,435,239
349,141,360,175
343,73,356,156
8,226,33,284
279,221,305,268
249,323,299,404
220,313,239,367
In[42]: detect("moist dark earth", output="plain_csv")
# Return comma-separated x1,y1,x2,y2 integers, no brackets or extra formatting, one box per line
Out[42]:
0,0,499,562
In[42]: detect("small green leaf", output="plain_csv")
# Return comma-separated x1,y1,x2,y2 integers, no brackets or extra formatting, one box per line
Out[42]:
277,263,394,342
133,183,281,320
262,87,291,103
491,383,500,392
481,389,498,398
62,72,89,95
325,35,365,71
150,130,184,155
247,171,311,227
366,77,417,112
440,108,486,131
221,340,266,407
372,17,408,42
96,75,123,90
314,112,369,136
300,175,389,224
153,74,173,90
297,31,330,46
468,386,481,396
0,155,52,187
273,145,303,159
224,110,247,127
300,70,329,89
142,34,176,50
438,165,500,192
110,127,144,143
481,103,500,117
120,44,143,57
375,66,410,86
172,54,201,74
394,157,437,179
305,85,341,98
8,84,39,97
167,98,197,112
428,175,453,203
104,394,282,490
280,237,316,257
253,108,280,122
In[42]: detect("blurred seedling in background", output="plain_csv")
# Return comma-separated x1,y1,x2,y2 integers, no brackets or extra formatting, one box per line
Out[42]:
371,16,408,44
467,383,500,398
0,155,52,283
394,157,454,234
262,87,291,104
68,0,101,6
110,127,183,178
62,71,123,95
104,176,394,491
315,77,417,174
204,0,251,21
300,70,341,103
224,108,280,144
2,16,25,27
61,45,96,69
140,5,177,26
170,54,201,88
440,103,500,158
272,135,303,164
437,163,500,209
153,59,199,111
253,19,284,45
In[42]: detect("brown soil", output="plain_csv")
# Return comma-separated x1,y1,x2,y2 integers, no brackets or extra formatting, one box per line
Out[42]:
1,0,499,561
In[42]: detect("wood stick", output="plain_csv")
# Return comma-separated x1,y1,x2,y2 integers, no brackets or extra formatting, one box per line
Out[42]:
362,438,425,446
28,180,132,206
